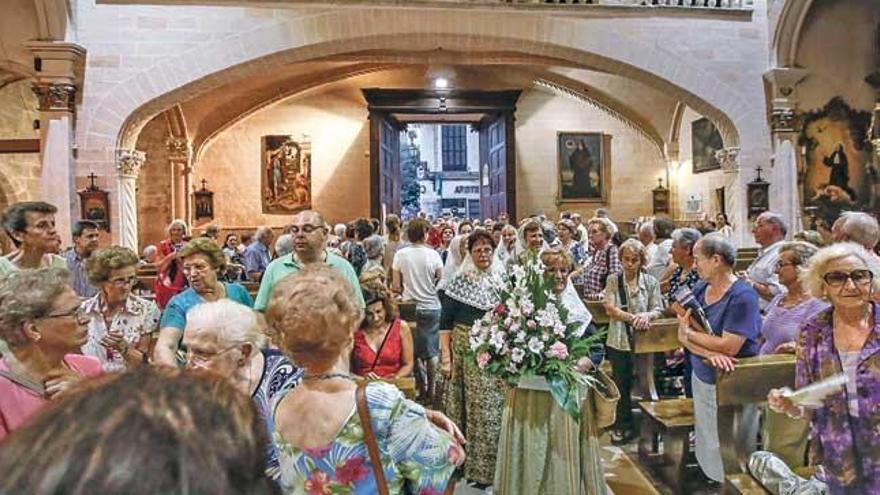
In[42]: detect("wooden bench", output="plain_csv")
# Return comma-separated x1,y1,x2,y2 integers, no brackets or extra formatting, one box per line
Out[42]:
632,318,680,402
638,397,695,494
716,354,797,487
585,300,610,325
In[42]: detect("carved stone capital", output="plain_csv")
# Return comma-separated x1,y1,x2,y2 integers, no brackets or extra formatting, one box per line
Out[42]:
715,147,740,174
166,137,191,162
763,67,809,99
770,104,799,134
32,82,77,112
116,149,146,178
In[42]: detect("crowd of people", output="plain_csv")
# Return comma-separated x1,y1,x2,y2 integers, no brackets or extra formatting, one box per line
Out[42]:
0,199,878,494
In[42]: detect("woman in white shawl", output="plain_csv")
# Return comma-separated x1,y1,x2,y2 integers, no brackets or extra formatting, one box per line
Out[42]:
437,234,468,293
510,218,549,266
493,224,518,268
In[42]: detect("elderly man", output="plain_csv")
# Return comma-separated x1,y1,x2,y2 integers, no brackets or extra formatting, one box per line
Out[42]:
741,211,787,304
62,220,101,297
274,233,294,258
638,220,657,262
244,226,275,282
0,201,66,276
253,210,363,312
571,212,589,244
830,211,880,251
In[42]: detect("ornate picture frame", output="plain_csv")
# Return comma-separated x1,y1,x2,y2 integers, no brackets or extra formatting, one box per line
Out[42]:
556,132,610,204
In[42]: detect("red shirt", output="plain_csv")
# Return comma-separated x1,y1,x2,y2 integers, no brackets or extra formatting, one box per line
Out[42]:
352,318,403,378
0,354,102,441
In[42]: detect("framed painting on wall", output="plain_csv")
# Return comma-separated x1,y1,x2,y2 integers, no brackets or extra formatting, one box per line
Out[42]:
557,132,610,203
692,117,723,174
261,136,312,214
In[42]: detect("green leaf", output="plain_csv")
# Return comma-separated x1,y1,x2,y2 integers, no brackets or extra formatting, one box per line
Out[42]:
547,374,581,422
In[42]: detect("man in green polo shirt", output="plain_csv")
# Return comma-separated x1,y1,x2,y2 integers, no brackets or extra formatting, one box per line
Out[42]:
254,210,364,311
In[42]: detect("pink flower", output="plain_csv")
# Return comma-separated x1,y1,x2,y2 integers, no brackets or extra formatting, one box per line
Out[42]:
336,456,369,484
304,470,332,495
494,303,506,315
526,319,537,329
548,341,569,360
476,352,491,369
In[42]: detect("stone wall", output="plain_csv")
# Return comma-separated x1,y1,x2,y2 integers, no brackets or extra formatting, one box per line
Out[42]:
0,79,41,251
135,115,174,248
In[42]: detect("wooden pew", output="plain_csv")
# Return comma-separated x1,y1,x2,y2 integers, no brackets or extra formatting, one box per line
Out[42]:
637,398,695,494
715,354,796,482
632,318,680,402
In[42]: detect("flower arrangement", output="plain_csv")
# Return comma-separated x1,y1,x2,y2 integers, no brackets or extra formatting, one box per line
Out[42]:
468,253,605,421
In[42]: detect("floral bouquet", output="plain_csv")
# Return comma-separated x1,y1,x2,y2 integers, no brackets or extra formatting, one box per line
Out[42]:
468,253,605,421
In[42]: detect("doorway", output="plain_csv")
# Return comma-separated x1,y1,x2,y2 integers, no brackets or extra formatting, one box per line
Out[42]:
363,89,520,221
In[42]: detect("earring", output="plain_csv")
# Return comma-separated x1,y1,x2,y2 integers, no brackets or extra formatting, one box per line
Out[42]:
34,334,41,342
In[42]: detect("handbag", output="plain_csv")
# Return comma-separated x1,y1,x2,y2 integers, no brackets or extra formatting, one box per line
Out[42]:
589,367,621,429
355,382,457,495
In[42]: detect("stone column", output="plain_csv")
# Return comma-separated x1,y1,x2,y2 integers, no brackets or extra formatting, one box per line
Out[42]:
116,149,146,252
764,67,808,234
166,137,191,222
27,42,85,245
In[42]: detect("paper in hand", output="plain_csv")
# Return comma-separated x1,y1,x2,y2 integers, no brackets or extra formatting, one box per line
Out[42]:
780,373,848,409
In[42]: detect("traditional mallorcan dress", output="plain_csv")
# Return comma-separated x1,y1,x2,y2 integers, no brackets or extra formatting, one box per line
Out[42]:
494,283,609,495
440,264,505,486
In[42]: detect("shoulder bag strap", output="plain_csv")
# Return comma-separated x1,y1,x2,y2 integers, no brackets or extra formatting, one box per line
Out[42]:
616,273,636,352
356,382,390,495
369,321,396,373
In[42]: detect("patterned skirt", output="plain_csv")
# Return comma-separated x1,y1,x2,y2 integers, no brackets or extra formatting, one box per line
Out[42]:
443,324,507,485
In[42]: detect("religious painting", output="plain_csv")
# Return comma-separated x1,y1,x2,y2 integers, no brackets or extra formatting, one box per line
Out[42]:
692,117,724,174
78,176,110,232
557,132,610,203
261,136,312,214
193,180,214,221
799,97,873,228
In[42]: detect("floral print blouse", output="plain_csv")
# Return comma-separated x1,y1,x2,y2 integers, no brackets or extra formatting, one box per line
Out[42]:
796,304,880,494
80,294,160,372
273,382,459,495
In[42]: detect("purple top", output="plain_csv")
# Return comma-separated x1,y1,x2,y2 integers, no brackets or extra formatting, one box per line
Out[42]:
759,295,828,355
796,303,880,494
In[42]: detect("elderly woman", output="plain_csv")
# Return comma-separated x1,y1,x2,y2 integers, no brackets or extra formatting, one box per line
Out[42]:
676,233,761,483
183,299,301,480
81,246,160,372
437,234,468,293
266,266,463,494
440,230,505,488
0,368,276,494
154,237,253,367
583,217,622,299
352,287,414,379
603,239,664,443
153,219,189,309
495,248,606,494
664,228,702,298
0,201,66,275
0,268,102,440
768,243,880,494
358,234,388,287
557,218,588,286
493,223,518,268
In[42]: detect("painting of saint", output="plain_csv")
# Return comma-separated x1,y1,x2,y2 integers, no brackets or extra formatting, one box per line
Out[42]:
800,97,872,228
557,132,609,203
692,117,724,174
261,136,312,214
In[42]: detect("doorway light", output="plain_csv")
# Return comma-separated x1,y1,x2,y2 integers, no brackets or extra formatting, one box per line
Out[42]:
434,78,449,89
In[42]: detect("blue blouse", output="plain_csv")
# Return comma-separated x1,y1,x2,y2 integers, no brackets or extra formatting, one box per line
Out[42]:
159,282,254,330
690,279,761,384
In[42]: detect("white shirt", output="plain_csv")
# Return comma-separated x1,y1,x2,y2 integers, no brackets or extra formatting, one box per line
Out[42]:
747,240,785,309
646,239,673,281
392,244,444,310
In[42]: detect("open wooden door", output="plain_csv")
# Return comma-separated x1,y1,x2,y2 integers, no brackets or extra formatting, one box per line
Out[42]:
369,111,402,218
479,111,516,221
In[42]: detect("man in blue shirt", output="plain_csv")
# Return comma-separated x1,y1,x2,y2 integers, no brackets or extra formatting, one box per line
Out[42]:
254,210,363,312
244,226,275,282
62,220,101,298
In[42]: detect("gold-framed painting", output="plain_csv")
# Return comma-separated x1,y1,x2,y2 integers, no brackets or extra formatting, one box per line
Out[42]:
557,132,610,203
261,136,312,214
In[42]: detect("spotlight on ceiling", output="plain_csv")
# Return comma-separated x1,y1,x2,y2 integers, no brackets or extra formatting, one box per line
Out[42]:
434,77,449,89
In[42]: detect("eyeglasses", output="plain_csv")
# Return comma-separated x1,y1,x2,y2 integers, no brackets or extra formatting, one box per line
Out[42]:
289,224,323,234
186,345,239,365
823,270,874,287
109,276,138,287
41,305,87,321
471,247,493,256
182,264,213,274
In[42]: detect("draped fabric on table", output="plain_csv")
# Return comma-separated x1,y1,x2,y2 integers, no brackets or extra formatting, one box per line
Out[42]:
494,381,608,495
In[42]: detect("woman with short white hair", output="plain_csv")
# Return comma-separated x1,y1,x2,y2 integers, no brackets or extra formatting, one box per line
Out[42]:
183,299,302,481
154,219,190,309
768,242,880,494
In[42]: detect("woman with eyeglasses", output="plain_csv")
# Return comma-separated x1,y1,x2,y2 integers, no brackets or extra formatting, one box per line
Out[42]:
80,246,160,372
768,242,880,494
154,237,253,367
182,299,301,481
0,268,102,440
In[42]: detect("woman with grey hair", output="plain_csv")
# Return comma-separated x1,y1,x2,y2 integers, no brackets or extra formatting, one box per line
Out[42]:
768,242,880,494
0,201,66,276
665,228,702,298
0,268,102,440
274,233,294,258
359,234,388,287
674,233,761,483
183,299,302,480
154,219,190,309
